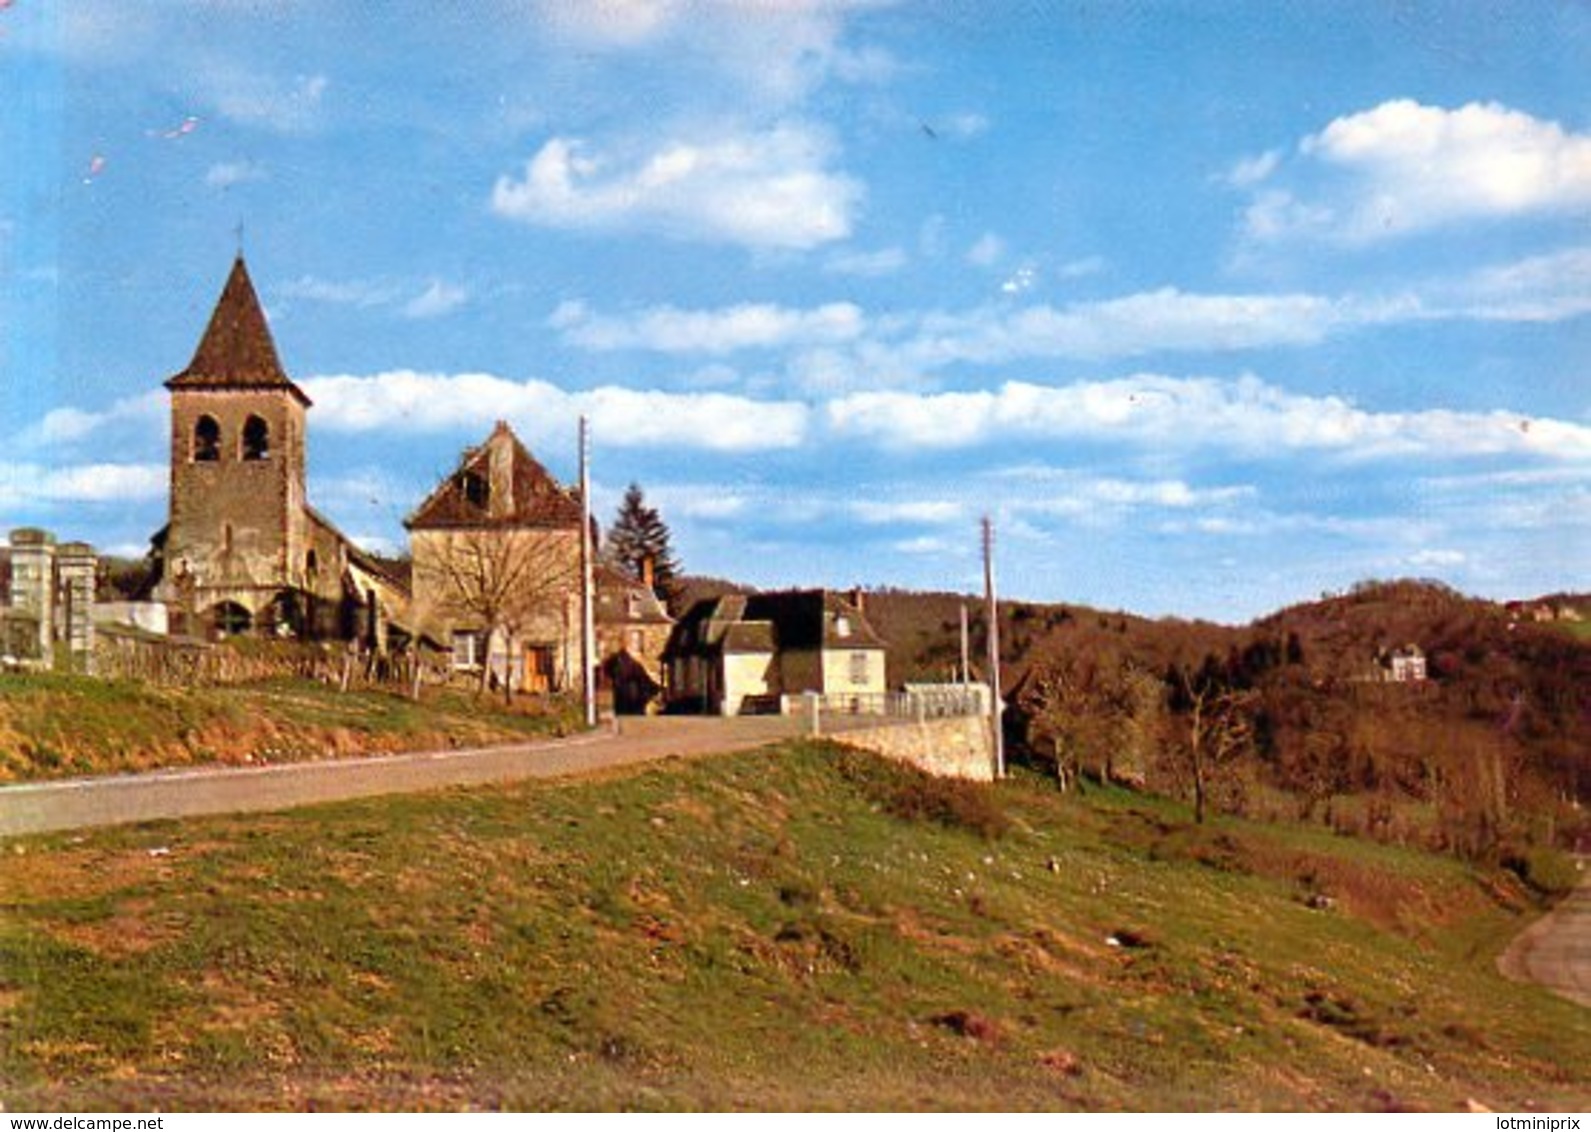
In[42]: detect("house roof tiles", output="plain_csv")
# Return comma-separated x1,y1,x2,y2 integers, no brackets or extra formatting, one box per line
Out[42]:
405,421,583,530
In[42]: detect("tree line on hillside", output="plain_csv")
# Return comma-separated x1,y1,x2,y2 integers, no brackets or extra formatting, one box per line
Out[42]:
866,581,1590,867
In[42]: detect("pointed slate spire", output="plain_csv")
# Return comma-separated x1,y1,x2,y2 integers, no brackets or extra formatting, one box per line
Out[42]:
166,255,310,405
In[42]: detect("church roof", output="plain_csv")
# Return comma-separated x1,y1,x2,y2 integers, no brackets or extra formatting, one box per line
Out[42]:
165,256,310,406
405,420,584,530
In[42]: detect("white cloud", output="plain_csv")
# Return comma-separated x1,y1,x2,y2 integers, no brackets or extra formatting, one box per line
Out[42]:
1243,100,1591,243
555,286,1389,374
205,161,267,189
888,289,1345,368
552,299,865,353
1442,245,1591,322
17,391,163,448
403,280,469,320
0,462,166,506
535,0,893,108
491,125,863,250
966,233,1004,267
1405,548,1468,569
1225,149,1280,188
993,467,1256,513
941,112,989,140
642,482,750,521
299,370,809,452
1000,265,1037,295
851,499,966,525
535,0,681,47
1056,255,1107,280
274,275,470,320
824,372,1591,461
277,275,401,309
825,246,908,277
203,69,329,134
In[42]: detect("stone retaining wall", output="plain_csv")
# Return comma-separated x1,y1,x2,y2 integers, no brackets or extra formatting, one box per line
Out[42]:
830,713,994,781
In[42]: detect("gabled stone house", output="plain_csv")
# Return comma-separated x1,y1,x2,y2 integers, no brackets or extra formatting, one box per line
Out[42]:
595,563,674,713
405,421,586,693
665,589,887,715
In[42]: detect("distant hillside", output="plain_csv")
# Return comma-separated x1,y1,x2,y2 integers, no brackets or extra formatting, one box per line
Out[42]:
856,580,1591,861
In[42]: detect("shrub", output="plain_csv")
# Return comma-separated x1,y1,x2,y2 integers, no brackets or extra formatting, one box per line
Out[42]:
835,749,1009,840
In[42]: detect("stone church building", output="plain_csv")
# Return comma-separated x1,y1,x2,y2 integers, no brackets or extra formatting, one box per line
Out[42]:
142,254,673,707
149,255,408,645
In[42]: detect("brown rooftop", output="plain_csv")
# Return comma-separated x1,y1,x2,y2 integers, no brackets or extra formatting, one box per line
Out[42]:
405,420,583,530
165,256,310,405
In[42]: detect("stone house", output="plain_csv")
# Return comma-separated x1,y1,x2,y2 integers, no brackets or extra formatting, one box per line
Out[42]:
405,421,586,693
665,589,887,715
595,563,674,713
148,255,410,648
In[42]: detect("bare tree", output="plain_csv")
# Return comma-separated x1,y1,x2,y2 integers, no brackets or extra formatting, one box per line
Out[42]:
1024,656,1165,792
1172,668,1258,824
413,527,578,701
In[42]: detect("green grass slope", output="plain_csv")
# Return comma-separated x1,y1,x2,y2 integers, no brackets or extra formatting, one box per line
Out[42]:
0,674,579,781
0,743,1584,1111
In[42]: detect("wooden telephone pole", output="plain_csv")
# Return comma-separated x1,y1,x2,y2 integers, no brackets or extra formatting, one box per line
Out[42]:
982,515,1005,778
579,416,597,729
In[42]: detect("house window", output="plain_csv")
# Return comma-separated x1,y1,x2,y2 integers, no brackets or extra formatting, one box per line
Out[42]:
835,615,852,639
193,415,221,462
241,414,270,460
459,471,489,509
849,651,870,686
451,630,485,670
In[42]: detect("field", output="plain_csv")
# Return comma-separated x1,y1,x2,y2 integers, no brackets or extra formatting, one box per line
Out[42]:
0,674,579,782
0,741,1584,1111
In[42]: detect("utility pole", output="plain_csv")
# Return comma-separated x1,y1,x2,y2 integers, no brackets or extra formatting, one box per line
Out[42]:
959,601,970,684
579,416,597,729
982,516,1005,778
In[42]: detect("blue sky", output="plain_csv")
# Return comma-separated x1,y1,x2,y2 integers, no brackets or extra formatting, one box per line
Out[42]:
2,1,1588,623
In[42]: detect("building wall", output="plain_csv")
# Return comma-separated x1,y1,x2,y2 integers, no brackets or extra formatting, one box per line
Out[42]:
721,650,776,715
820,646,887,697
597,621,672,681
409,526,581,690
162,388,309,620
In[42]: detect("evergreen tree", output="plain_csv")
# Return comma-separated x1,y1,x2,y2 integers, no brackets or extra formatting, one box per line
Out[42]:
606,482,679,595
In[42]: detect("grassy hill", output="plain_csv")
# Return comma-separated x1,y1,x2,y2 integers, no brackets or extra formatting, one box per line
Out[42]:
0,742,1584,1111
0,673,578,782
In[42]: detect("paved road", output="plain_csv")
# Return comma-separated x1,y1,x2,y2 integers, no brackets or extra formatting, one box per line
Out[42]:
1498,859,1591,1009
0,715,855,838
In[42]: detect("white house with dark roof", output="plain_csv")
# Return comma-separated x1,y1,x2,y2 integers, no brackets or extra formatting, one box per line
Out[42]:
664,589,887,715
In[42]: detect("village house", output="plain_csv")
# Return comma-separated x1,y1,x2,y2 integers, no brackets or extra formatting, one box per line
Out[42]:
405,420,586,693
595,563,674,713
146,255,411,649
405,421,678,700
665,589,887,715
1375,644,1428,683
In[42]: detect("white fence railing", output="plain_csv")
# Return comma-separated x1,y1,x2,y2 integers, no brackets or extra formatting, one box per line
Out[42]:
778,683,988,725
